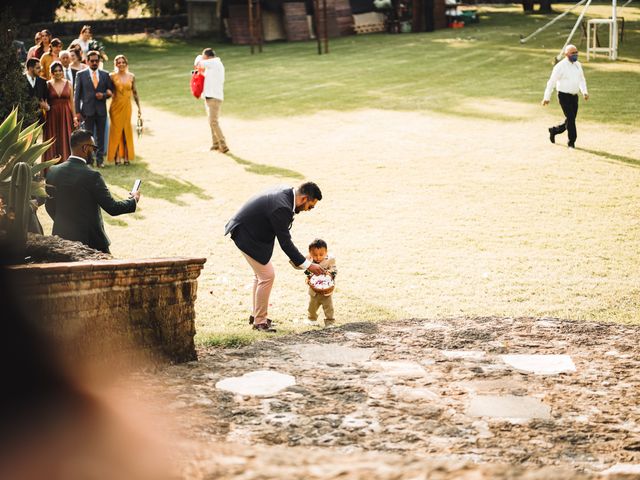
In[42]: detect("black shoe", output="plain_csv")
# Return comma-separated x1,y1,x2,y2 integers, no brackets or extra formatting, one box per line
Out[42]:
253,323,276,333
568,143,575,148
249,316,273,327
548,128,555,144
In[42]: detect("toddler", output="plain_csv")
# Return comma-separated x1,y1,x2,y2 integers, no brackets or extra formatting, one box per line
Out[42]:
305,238,337,327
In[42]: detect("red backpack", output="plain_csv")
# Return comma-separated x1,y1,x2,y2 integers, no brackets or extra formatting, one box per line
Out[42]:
190,68,205,99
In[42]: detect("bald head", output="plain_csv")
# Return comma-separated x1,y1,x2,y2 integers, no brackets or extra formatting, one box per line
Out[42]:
564,44,579,62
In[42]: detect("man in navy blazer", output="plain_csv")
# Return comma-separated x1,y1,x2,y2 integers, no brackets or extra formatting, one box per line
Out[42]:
225,182,325,332
74,50,113,167
45,130,140,253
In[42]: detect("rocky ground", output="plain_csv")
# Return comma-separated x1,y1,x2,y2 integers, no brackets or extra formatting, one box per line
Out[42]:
133,317,640,479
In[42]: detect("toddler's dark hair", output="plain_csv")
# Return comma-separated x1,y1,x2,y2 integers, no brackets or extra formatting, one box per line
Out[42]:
309,238,328,250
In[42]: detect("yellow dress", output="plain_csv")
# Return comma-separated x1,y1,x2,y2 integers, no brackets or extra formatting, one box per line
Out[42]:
107,73,135,162
39,53,55,80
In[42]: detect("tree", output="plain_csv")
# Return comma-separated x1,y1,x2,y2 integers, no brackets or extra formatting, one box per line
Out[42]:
0,11,38,126
4,0,76,24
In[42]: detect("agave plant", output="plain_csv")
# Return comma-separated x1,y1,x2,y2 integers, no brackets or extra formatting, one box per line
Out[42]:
0,107,59,201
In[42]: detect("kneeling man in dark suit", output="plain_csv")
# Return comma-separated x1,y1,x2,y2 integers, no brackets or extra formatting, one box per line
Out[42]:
45,129,140,254
225,182,325,332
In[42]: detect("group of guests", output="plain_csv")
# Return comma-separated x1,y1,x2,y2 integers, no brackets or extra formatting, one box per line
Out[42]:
24,25,142,168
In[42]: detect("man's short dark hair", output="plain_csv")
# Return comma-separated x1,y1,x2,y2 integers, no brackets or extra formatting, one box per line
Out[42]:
309,238,328,250
26,57,39,69
202,48,216,57
70,129,93,149
86,50,100,61
298,182,322,201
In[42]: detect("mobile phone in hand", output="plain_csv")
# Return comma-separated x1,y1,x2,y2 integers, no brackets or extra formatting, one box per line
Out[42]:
132,179,142,193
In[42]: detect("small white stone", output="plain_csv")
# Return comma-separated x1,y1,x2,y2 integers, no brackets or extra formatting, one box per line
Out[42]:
441,350,486,360
601,464,640,475
392,385,439,402
367,360,427,378
215,370,296,396
467,395,551,421
289,344,374,364
500,354,576,375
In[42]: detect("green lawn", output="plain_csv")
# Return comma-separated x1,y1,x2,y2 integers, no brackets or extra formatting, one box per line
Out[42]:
103,3,640,126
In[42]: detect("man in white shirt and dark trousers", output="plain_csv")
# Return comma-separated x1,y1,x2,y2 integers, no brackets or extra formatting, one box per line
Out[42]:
542,44,589,148
194,48,228,153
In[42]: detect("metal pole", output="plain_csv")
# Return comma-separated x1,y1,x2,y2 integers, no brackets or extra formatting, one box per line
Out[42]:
314,0,322,54
557,0,592,60
520,0,587,44
611,0,618,59
248,0,255,54
323,0,328,54
257,0,263,53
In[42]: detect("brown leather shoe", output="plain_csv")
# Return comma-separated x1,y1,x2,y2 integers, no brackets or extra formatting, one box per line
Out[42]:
249,315,273,327
220,146,229,154
253,322,276,333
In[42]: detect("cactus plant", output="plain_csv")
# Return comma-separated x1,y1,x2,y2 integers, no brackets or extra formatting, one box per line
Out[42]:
0,107,58,260
7,162,31,248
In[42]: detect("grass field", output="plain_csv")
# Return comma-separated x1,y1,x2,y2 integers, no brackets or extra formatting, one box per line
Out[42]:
101,3,640,126
37,4,640,347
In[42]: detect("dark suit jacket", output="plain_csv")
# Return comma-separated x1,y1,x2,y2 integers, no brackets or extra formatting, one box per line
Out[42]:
74,68,112,118
45,157,137,253
25,74,48,102
224,186,306,266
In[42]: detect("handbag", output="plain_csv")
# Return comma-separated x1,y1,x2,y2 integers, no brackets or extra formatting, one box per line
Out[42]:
190,68,205,99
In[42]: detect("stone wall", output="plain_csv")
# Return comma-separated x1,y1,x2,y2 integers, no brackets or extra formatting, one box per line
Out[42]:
17,15,188,40
7,257,206,364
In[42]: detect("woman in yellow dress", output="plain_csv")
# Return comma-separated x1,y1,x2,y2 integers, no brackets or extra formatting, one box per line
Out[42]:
107,55,141,165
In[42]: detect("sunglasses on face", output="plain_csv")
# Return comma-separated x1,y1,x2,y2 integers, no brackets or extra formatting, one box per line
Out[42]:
89,59,99,63
52,70,62,73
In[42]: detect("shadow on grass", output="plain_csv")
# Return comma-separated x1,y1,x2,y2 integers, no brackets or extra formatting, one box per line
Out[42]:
101,155,213,206
226,152,305,179
578,148,640,168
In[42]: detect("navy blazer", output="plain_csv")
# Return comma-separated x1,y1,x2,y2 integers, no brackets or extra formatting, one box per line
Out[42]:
74,68,113,117
224,186,306,266
45,157,136,253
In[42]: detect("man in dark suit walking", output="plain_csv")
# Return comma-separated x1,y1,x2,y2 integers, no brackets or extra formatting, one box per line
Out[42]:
225,182,325,332
45,129,140,254
58,50,77,88
74,50,113,167
24,58,49,124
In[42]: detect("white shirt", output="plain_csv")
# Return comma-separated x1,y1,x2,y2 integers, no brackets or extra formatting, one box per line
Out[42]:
69,155,87,164
63,66,73,84
543,58,588,102
194,55,225,101
26,73,36,88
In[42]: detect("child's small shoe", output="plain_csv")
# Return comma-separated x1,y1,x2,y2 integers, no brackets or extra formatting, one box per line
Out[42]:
323,319,336,328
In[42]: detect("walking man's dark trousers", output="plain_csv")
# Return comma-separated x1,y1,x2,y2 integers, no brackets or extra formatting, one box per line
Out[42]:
551,92,579,147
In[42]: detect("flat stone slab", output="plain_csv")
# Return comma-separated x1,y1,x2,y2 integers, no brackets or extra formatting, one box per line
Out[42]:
601,464,640,475
367,360,428,378
441,350,486,360
467,395,551,420
500,354,576,374
215,370,296,396
288,344,374,364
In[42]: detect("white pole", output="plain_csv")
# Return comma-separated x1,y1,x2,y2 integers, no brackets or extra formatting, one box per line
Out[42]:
519,0,587,44
558,0,592,60
611,0,618,60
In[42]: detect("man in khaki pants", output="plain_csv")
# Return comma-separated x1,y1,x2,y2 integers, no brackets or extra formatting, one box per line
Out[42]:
194,48,228,153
